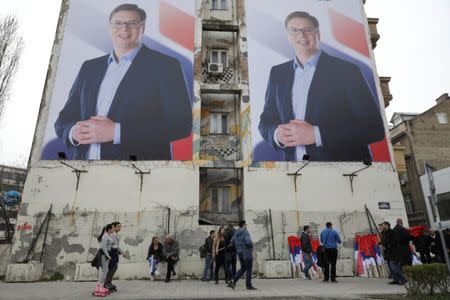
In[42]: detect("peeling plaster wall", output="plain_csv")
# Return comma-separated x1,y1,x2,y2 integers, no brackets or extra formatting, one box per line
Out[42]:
0,244,12,276
244,164,408,261
8,162,407,279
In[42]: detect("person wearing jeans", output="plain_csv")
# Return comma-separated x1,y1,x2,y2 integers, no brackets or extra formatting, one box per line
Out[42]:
105,222,125,290
147,236,164,279
229,220,256,290
300,225,313,279
224,221,237,282
320,222,341,282
163,235,179,283
201,230,215,282
388,260,407,284
389,218,413,285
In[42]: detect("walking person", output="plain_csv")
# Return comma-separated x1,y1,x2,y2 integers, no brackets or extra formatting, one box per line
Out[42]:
224,221,237,282
229,220,256,290
390,218,412,285
163,235,179,283
430,230,445,263
379,221,394,277
320,222,341,283
213,226,229,284
147,236,164,280
413,228,432,264
93,224,114,296
105,221,123,291
201,230,215,282
300,225,313,279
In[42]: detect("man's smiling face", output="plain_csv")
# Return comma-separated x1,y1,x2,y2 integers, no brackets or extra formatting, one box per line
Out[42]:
109,10,144,53
287,17,320,57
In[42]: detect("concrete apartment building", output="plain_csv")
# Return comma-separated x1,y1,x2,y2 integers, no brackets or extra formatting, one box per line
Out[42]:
3,0,406,281
390,93,450,226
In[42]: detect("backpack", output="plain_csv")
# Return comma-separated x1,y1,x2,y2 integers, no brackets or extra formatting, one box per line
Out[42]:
199,244,206,258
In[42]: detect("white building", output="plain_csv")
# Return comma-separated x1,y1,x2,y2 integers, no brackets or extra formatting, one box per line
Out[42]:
3,0,407,280
420,166,450,229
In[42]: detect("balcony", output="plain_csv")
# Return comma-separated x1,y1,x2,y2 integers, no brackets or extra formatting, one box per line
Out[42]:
380,76,393,108
200,134,240,160
368,18,380,49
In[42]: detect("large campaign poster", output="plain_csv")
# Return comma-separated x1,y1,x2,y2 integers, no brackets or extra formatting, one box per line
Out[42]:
248,0,391,162
40,0,194,161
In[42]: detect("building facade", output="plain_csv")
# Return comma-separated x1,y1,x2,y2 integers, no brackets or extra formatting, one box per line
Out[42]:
0,165,27,244
5,0,406,280
390,93,450,226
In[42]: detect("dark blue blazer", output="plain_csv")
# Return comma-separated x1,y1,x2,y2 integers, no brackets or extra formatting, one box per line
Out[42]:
54,46,192,160
258,51,385,162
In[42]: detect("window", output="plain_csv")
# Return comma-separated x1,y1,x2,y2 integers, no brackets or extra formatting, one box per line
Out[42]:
435,112,448,124
210,49,228,67
210,187,230,213
437,192,450,221
404,194,414,215
210,112,229,134
211,0,227,10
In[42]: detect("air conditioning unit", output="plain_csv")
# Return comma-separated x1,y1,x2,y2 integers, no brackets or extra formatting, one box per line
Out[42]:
208,63,224,74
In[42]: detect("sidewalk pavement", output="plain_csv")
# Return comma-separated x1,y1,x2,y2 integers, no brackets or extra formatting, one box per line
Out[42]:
0,277,405,300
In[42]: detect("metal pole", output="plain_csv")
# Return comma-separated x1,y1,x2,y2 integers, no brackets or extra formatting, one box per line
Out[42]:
364,205,374,235
366,206,381,236
269,209,275,259
40,205,52,262
425,163,450,275
430,191,450,274
24,210,49,263
167,207,171,235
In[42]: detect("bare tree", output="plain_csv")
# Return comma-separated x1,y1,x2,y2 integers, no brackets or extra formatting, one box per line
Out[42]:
0,15,23,118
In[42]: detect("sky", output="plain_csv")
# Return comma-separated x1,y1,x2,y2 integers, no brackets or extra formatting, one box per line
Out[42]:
0,0,449,166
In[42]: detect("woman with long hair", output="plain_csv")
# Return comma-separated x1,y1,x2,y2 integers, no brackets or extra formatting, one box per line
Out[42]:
147,236,164,280
93,224,114,296
213,226,229,284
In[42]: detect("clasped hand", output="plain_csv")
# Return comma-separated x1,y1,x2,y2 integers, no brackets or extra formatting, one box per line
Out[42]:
276,119,316,147
73,116,114,144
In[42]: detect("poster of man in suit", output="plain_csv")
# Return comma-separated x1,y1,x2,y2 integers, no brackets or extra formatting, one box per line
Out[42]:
248,0,390,162
40,0,194,160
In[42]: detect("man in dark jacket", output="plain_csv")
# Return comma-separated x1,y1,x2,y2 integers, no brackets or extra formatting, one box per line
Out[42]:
163,235,179,283
414,228,432,264
379,222,394,277
224,221,237,282
300,225,313,279
390,218,412,285
201,230,215,282
229,220,256,290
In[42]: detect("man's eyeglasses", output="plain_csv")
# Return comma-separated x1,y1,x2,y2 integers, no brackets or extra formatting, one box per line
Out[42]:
110,20,143,29
287,27,318,36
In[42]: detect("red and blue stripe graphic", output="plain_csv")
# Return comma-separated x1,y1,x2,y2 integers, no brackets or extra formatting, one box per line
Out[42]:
158,1,195,160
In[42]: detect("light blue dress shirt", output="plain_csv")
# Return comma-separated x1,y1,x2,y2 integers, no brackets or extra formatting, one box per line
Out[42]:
70,44,142,159
274,50,323,161
320,228,342,249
